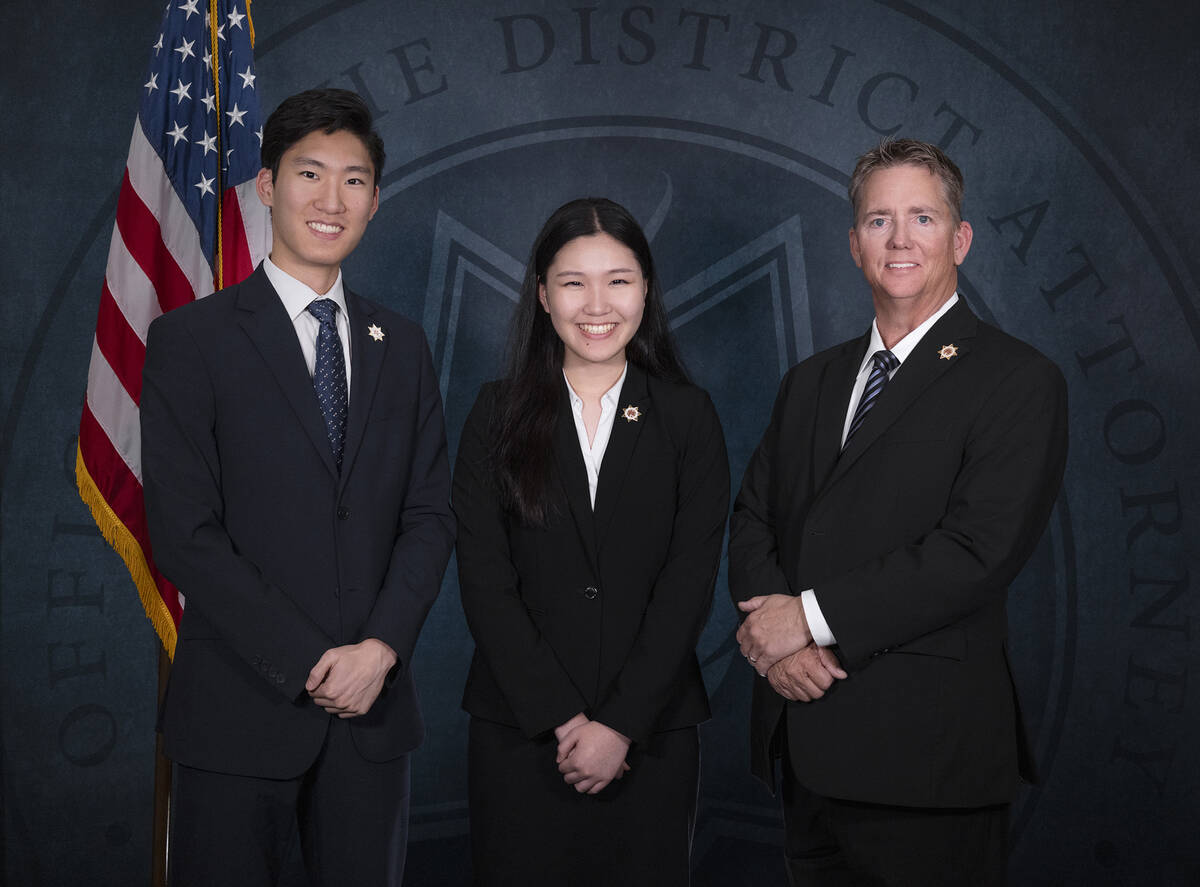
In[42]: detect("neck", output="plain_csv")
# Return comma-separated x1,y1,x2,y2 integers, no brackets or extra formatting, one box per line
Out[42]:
873,290,954,349
563,358,625,402
269,253,339,295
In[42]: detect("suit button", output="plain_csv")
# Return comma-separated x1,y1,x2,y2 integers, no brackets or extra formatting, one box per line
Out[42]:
582,586,599,600
337,506,350,520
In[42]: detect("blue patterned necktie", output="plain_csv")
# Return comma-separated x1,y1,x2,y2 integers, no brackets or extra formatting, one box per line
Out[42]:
307,299,348,470
844,349,899,448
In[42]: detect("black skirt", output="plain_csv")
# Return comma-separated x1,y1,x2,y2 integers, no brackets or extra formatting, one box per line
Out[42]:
468,717,700,886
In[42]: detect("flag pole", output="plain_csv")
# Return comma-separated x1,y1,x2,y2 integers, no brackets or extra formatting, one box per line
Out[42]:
152,648,172,887
209,0,225,289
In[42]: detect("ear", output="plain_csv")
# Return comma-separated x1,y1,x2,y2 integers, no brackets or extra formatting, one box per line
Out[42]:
367,185,380,222
848,227,863,269
538,281,549,313
255,167,274,208
953,220,973,265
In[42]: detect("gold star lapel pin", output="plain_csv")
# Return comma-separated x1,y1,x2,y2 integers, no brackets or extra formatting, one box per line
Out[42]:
937,343,958,360
621,404,642,422
367,323,385,342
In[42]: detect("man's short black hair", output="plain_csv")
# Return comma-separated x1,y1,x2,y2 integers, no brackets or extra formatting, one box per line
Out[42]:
260,88,385,186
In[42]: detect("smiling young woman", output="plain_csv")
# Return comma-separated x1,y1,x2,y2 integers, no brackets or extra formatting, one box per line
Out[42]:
453,197,730,885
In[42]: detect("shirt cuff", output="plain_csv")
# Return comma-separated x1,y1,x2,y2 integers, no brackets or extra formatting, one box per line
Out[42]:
801,589,837,647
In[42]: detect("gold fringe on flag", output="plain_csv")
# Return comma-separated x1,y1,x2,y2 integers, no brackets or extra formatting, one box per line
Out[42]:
75,444,178,658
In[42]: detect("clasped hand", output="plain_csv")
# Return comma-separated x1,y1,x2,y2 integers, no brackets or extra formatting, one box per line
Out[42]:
306,638,397,718
736,593,813,671
765,645,847,702
737,594,846,702
554,713,631,795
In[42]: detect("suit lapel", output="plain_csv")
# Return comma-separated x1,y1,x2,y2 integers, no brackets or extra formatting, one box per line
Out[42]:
553,382,598,564
832,299,978,480
593,364,648,554
339,291,385,484
812,337,867,492
235,267,338,479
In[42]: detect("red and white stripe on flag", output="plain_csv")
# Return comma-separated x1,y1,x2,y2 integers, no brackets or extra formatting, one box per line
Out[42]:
77,0,270,657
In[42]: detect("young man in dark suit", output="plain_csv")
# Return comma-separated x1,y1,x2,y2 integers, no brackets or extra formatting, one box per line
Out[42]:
730,139,1068,886
141,88,455,886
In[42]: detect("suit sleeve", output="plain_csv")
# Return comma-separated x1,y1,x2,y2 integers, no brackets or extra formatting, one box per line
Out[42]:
590,392,730,743
141,311,332,700
728,371,800,607
361,332,455,672
454,389,590,737
819,356,1068,668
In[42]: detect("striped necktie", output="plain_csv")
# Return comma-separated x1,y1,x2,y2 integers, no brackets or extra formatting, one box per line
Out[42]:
844,349,899,448
307,299,348,471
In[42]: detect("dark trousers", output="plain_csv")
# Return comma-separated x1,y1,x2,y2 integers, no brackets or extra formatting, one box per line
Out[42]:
781,753,1009,887
168,718,411,887
468,717,699,887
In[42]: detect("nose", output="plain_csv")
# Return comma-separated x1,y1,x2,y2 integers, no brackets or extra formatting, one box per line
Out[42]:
888,219,912,249
313,179,345,214
582,283,608,315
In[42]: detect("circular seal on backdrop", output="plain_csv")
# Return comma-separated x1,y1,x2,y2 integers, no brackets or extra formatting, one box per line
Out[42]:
3,0,1196,881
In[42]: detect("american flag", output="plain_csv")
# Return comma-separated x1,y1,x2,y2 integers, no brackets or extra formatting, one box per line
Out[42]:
76,0,270,657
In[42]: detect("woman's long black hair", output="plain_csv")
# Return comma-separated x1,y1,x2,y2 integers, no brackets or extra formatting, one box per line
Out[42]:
492,197,689,526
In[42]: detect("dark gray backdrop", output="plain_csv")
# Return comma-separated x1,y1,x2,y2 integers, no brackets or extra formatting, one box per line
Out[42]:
3,2,1197,885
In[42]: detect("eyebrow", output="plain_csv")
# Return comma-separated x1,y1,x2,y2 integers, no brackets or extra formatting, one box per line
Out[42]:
862,206,941,219
290,156,373,176
553,267,639,277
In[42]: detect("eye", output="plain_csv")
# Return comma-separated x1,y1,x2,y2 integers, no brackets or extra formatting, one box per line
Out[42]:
346,176,366,186
869,218,886,228
610,278,632,286
916,214,931,224
299,170,317,179
562,280,583,287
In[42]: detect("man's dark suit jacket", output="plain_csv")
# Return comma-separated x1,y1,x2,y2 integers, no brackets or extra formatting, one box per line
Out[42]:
141,265,455,779
454,365,729,744
729,299,1068,809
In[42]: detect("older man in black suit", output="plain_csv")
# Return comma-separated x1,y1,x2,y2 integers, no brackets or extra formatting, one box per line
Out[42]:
141,88,454,886
730,139,1068,886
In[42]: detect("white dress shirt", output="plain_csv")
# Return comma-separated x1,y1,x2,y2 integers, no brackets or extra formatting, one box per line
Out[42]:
803,294,960,647
563,364,628,508
263,256,353,398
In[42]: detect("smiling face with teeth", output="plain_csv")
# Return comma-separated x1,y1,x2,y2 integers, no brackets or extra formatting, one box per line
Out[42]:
848,164,973,325
255,128,379,294
538,232,648,376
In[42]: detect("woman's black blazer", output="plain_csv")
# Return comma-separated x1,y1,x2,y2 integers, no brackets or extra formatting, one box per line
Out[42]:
454,364,729,743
